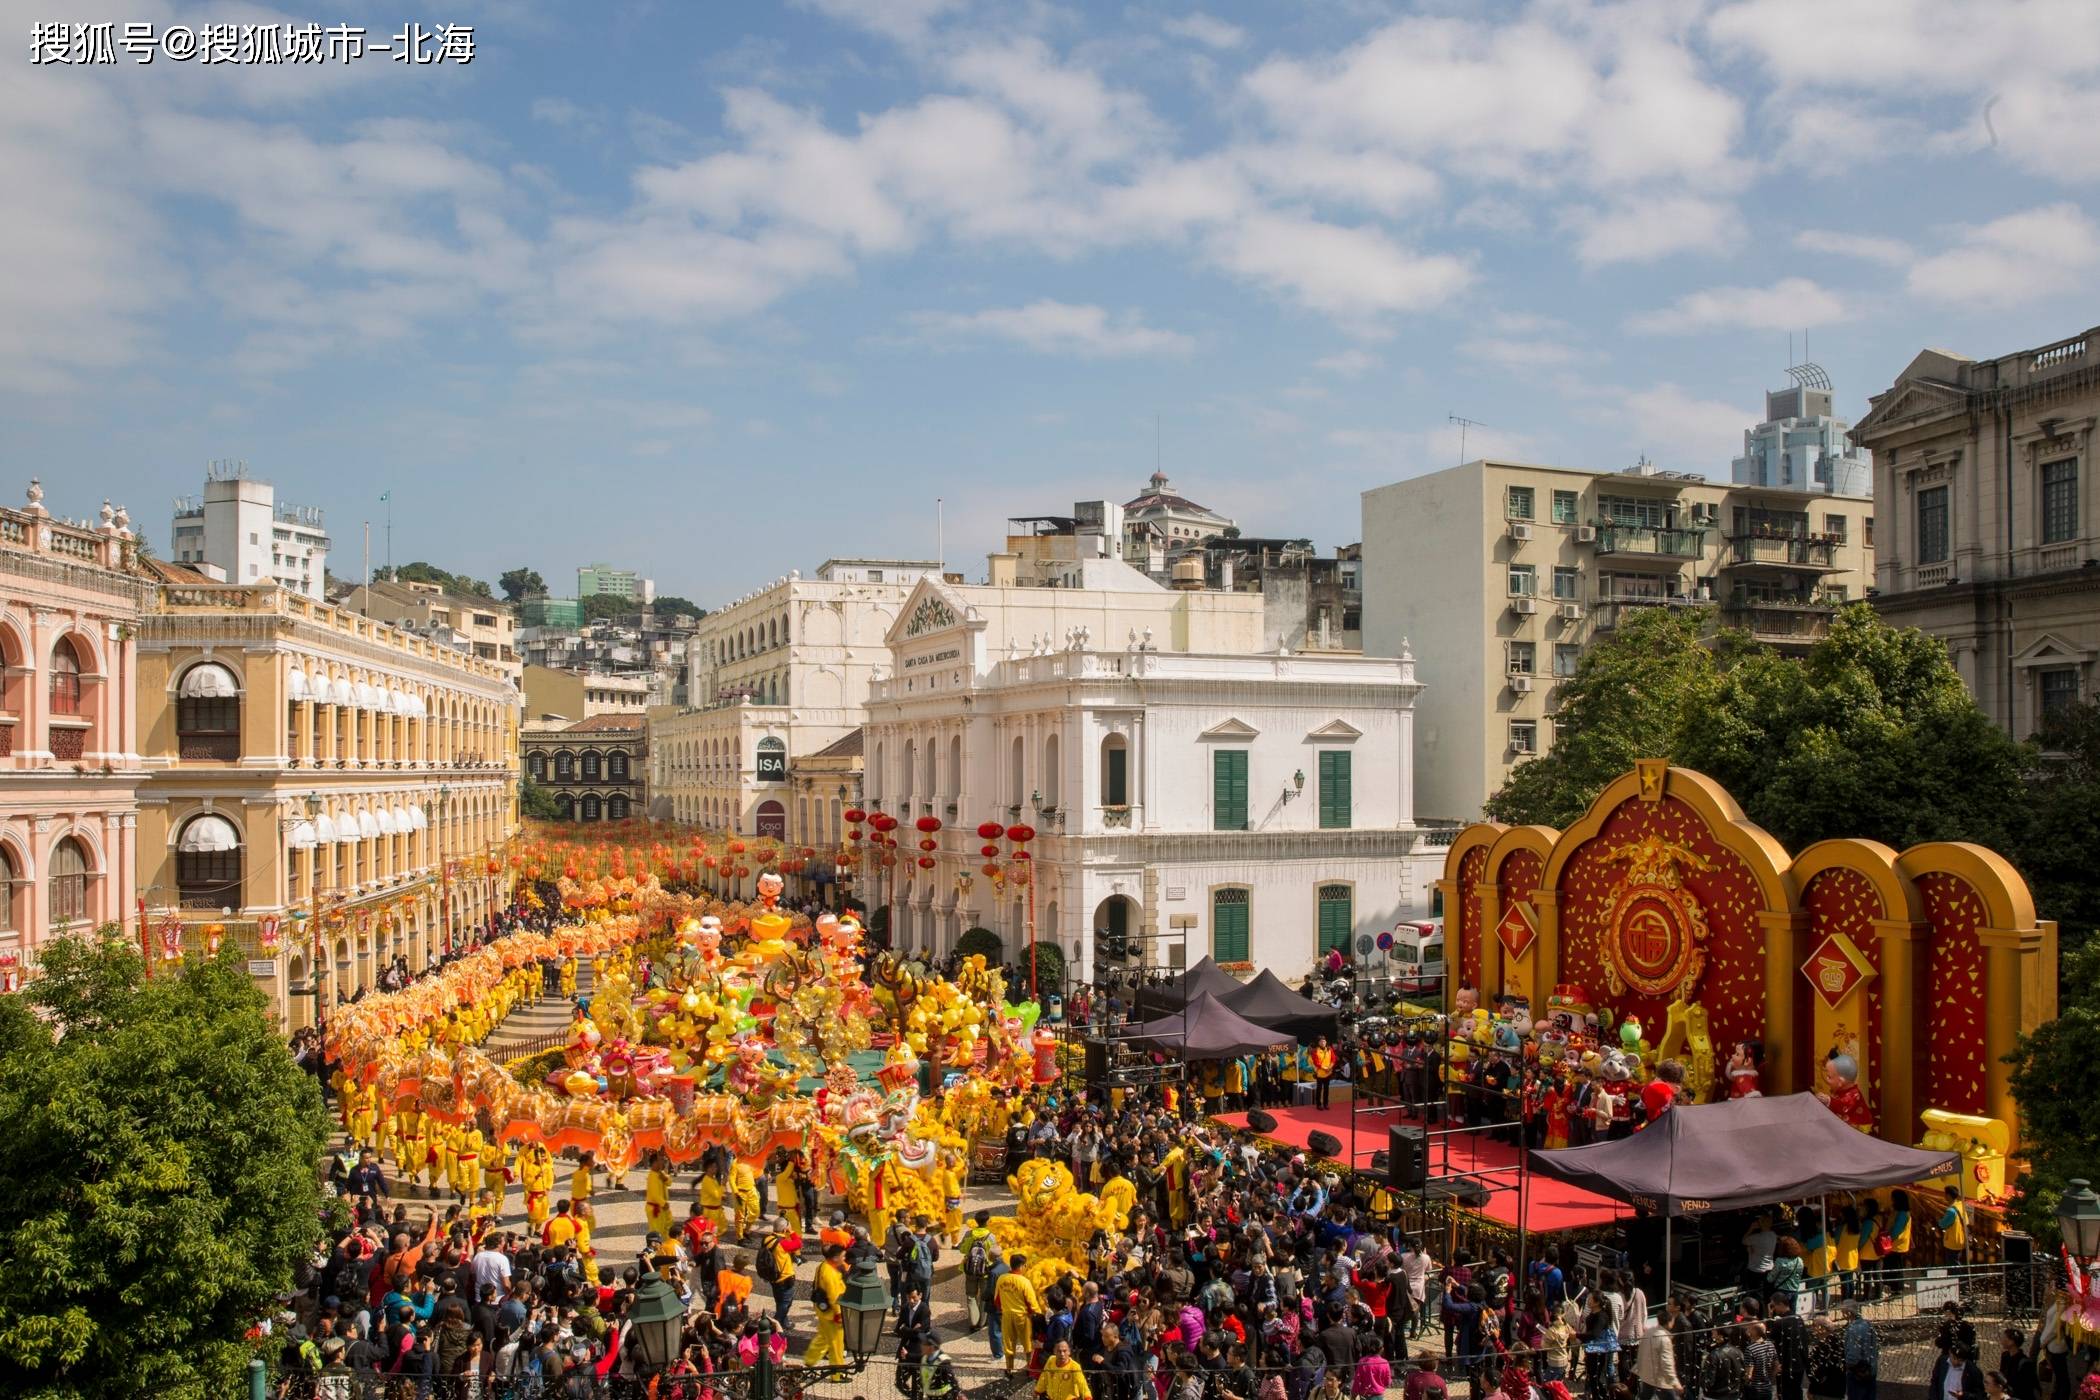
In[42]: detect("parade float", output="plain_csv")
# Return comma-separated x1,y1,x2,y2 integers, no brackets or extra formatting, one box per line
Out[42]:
1436,759,2059,1209
327,837,1062,1220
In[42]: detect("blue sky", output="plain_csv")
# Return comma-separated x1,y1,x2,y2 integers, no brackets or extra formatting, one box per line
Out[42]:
6,0,2096,603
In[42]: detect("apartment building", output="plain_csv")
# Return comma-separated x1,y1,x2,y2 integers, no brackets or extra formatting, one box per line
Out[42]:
1363,457,1873,820
339,578,522,686
169,461,330,600
1851,325,2100,737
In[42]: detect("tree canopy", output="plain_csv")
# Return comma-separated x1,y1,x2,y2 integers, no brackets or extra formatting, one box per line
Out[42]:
498,567,545,602
650,594,703,619
0,935,330,1399
579,592,629,622
2007,940,2100,1244
520,776,562,820
378,561,493,599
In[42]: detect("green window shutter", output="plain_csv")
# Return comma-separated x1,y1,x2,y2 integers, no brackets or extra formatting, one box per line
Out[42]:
1318,751,1352,829
1213,887,1250,962
1317,884,1353,955
1105,746,1127,806
1214,750,1247,830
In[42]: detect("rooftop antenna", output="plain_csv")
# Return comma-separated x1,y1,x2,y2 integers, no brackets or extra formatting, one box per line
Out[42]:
1155,411,1162,477
1449,414,1493,464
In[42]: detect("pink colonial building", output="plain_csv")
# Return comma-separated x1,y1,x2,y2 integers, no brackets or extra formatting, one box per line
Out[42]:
0,480,150,978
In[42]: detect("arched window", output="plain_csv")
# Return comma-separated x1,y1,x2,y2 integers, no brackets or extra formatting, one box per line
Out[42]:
554,751,575,781
900,740,916,803
871,743,885,803
1009,735,1025,807
582,750,602,781
49,636,91,761
176,662,243,761
177,813,243,908
50,835,92,929
0,844,18,933
947,735,962,799
608,751,629,781
608,795,629,820
1042,733,1061,808
555,793,574,820
528,752,547,782
580,794,602,822
1100,733,1129,807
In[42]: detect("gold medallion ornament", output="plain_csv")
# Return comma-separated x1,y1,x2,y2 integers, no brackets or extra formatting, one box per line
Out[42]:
1598,834,1714,998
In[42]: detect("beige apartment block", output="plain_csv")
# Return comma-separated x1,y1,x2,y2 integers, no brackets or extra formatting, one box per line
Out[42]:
1363,458,1874,821
1851,325,2100,738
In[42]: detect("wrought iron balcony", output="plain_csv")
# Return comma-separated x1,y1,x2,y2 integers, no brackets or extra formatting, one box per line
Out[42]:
1591,522,1705,558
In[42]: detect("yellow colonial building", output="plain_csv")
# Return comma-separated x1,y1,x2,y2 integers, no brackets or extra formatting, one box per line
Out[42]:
134,581,520,1028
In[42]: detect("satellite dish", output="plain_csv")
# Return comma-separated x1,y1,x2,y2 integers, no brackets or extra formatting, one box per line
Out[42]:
1356,935,1376,956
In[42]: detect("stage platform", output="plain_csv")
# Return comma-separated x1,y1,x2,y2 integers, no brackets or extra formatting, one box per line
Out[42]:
1214,1099,1626,1233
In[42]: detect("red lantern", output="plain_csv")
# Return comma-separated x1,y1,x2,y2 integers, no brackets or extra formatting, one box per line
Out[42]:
736,865,751,878
1005,824,1036,843
871,813,898,833
976,820,1006,840
1013,849,1032,861
848,828,863,842
918,838,937,852
980,843,1001,857
981,862,1001,877
704,855,717,869
486,859,500,875
843,808,867,825
916,855,935,869
728,840,746,855
801,847,815,859
915,815,942,834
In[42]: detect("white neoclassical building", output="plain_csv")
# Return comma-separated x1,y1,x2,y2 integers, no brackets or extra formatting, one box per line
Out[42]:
860,568,1440,982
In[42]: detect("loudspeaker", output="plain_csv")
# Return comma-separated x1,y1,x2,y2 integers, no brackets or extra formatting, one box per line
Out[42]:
1083,1038,1109,1085
1388,1124,1429,1191
1306,1130,1343,1159
2003,1231,2035,1312
1246,1109,1278,1134
1427,1178,1491,1209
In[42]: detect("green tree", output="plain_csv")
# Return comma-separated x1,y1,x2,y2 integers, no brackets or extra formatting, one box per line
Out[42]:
956,926,1004,963
650,595,704,619
499,568,546,603
2017,700,2100,951
520,776,562,821
381,562,494,599
0,933,329,1399
2006,940,2100,1242
580,593,629,622
1484,607,1722,829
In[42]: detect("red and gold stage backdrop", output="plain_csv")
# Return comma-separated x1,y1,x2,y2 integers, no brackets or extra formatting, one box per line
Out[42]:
1916,871,1990,1119
1437,760,2055,1154
1457,843,1488,994
1557,794,1769,1053
1800,866,1885,1107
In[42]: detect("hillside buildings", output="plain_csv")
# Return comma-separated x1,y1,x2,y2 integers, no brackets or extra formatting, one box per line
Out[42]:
339,578,522,687
577,563,652,603
1853,324,2100,738
169,462,331,600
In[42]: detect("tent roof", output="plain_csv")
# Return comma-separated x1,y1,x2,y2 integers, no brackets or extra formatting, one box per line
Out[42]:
1220,968,1339,1032
1127,992,1296,1058
1532,1093,1961,1217
1136,955,1245,1012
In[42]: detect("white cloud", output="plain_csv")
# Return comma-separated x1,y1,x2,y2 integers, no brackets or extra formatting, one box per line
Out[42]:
1795,229,1914,266
790,0,967,42
1564,195,1739,265
1229,144,1439,216
1315,350,1380,377
1208,213,1473,323
1620,384,1744,466
1162,12,1246,49
1627,277,1846,334
1906,203,2100,306
908,300,1194,357
1461,337,1580,369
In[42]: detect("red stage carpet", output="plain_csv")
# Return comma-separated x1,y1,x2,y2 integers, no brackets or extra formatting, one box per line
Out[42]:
1214,1100,1625,1234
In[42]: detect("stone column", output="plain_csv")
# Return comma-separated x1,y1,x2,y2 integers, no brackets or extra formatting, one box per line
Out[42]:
1758,909,1811,1094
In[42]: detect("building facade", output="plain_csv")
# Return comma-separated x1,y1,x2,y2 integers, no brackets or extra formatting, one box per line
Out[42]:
858,571,1439,980
169,461,330,599
135,583,519,1029
340,578,521,686
577,563,652,603
522,714,646,823
1851,326,2100,738
1731,366,1873,496
1363,457,1874,820
1121,471,1234,565
522,665,650,726
649,559,941,836
0,483,152,974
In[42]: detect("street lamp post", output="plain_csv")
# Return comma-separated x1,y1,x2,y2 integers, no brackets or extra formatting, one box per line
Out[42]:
2059,1178,2100,1263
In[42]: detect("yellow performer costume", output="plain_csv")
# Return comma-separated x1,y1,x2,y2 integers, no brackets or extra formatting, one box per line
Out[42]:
995,1267,1041,1372
570,1159,596,1208
646,1162,675,1240
730,1160,761,1236
941,1158,966,1244
1160,1145,1190,1229
347,1082,376,1147
805,1256,846,1366
522,1146,553,1229
698,1171,725,1230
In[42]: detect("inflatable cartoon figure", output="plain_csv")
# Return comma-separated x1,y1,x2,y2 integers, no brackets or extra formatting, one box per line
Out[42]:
1726,1040,1764,1099
1817,1049,1873,1132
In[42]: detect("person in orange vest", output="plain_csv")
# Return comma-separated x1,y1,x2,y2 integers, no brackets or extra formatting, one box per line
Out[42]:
1309,1037,1340,1110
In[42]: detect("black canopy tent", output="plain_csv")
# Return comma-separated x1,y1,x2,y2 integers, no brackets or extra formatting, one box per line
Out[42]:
1533,1093,1961,1292
1126,991,1298,1059
1134,955,1246,1018
1220,968,1341,1041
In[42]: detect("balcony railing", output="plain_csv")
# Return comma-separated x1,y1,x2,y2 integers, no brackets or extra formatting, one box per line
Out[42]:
1725,533,1842,569
177,732,242,761
1592,593,1700,630
1591,522,1705,558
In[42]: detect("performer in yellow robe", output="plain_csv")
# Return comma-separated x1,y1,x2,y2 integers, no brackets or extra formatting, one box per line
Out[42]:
1161,1145,1190,1229
804,1245,848,1366
570,1152,596,1210
729,1159,761,1236
697,1168,725,1231
575,1204,602,1286
522,1144,553,1229
347,1081,376,1148
941,1155,966,1245
645,1156,676,1240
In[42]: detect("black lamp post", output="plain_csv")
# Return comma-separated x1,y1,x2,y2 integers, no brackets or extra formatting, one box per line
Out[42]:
2059,1178,2100,1262
625,1273,687,1376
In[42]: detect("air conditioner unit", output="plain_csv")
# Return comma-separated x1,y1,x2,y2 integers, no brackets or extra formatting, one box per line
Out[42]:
1511,738,1532,755
1508,522,1533,542
1509,674,1534,693
1560,602,1584,621
1511,596,1537,615
1576,524,1597,543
